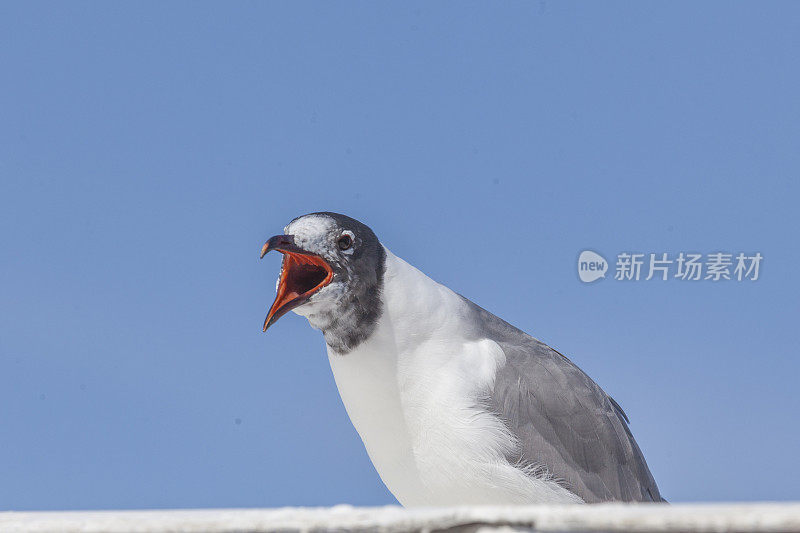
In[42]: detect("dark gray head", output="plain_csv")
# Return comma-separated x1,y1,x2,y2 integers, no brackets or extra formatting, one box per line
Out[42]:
260,212,385,354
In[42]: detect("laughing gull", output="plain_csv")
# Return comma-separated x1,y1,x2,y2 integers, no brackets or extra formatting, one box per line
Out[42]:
260,212,664,505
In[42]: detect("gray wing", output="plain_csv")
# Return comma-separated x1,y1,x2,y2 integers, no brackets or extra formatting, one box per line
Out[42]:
464,299,664,503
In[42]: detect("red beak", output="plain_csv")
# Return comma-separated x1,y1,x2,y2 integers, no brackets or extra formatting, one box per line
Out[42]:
260,235,334,331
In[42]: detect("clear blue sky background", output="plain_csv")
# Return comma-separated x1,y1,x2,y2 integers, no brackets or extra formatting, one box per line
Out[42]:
1,2,799,510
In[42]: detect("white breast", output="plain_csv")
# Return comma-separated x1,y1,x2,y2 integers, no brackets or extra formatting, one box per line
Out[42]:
327,249,582,506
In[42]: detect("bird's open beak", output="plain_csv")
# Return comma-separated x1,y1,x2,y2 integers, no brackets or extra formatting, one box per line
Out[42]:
260,235,334,331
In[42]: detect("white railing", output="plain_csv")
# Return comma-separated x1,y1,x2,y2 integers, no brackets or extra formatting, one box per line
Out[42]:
2,503,800,532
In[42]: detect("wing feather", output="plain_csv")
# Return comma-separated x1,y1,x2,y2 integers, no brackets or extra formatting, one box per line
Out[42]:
463,297,664,503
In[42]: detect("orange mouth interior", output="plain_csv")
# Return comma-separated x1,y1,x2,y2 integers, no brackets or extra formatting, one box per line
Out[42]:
264,251,333,331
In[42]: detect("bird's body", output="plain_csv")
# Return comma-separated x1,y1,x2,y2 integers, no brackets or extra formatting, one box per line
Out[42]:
262,212,664,506
327,249,583,505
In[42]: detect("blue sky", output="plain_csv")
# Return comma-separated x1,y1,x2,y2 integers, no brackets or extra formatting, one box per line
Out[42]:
1,2,799,510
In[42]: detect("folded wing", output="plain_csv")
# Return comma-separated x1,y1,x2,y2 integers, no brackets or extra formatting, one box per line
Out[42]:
465,298,664,503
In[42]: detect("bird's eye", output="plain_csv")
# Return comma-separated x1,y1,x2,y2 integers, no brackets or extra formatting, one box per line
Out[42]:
337,234,353,251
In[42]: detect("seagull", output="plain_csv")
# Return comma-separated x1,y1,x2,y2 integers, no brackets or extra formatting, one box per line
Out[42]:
260,212,664,506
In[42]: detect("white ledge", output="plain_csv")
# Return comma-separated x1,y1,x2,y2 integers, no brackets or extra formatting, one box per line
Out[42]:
2,503,800,533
